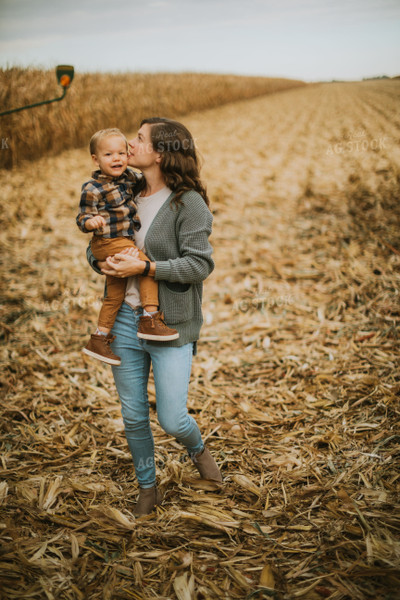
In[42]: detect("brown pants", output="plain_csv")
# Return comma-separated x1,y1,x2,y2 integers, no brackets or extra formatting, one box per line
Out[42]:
91,236,159,330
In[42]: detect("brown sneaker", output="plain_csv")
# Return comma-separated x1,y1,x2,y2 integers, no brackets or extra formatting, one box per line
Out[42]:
137,311,179,341
82,333,121,365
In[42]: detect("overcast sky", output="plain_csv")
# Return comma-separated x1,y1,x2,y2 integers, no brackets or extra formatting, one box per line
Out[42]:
0,0,399,81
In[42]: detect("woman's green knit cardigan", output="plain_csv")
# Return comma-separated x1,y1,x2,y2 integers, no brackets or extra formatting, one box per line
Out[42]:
87,189,214,348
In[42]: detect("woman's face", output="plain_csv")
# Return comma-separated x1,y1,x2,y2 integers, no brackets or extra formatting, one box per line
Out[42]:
128,124,160,170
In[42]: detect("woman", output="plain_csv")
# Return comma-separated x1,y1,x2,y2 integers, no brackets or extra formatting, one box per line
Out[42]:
87,117,222,516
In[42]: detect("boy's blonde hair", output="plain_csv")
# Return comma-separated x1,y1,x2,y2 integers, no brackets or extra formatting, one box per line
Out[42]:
89,128,128,155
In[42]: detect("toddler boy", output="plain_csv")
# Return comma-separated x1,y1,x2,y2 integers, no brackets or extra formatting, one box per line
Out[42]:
76,128,178,366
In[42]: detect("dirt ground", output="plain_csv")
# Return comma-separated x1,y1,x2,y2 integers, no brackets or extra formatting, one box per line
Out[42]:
1,80,399,599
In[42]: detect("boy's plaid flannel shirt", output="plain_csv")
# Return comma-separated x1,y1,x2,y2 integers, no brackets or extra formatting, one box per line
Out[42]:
76,168,141,238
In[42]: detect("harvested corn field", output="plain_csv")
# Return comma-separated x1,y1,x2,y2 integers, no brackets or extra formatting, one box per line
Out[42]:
1,79,400,599
0,68,305,168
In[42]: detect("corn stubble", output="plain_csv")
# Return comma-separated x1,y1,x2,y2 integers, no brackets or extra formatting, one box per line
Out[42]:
1,79,400,599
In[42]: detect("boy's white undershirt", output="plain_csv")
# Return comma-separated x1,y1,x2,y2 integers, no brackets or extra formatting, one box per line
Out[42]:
124,186,172,310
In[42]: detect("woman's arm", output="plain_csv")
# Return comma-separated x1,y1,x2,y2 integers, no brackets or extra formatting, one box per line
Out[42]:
101,254,152,278
86,241,103,275
101,192,214,283
89,245,141,277
153,192,214,284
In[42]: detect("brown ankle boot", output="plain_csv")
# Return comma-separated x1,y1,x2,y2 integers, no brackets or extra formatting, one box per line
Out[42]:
137,311,179,341
83,333,121,365
133,486,162,516
192,446,222,483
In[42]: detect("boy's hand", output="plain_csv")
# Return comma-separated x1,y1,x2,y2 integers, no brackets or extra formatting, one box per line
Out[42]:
85,215,106,231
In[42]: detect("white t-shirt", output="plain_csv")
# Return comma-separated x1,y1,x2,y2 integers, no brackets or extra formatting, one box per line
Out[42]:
124,186,172,309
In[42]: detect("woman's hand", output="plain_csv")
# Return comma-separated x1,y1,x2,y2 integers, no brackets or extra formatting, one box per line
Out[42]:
118,247,140,258
101,252,145,278
96,260,108,271
97,248,139,274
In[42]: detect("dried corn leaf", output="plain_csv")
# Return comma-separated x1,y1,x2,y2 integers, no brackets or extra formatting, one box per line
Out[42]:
90,506,136,530
232,474,262,497
259,564,275,588
0,481,8,504
173,572,195,600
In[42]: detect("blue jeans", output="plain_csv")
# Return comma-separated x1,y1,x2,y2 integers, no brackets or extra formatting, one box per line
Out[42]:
110,302,204,488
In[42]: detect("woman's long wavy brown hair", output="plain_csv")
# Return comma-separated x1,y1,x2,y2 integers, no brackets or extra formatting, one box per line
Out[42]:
140,117,209,207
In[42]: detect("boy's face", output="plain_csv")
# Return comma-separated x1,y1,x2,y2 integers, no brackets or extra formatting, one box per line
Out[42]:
92,135,128,177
